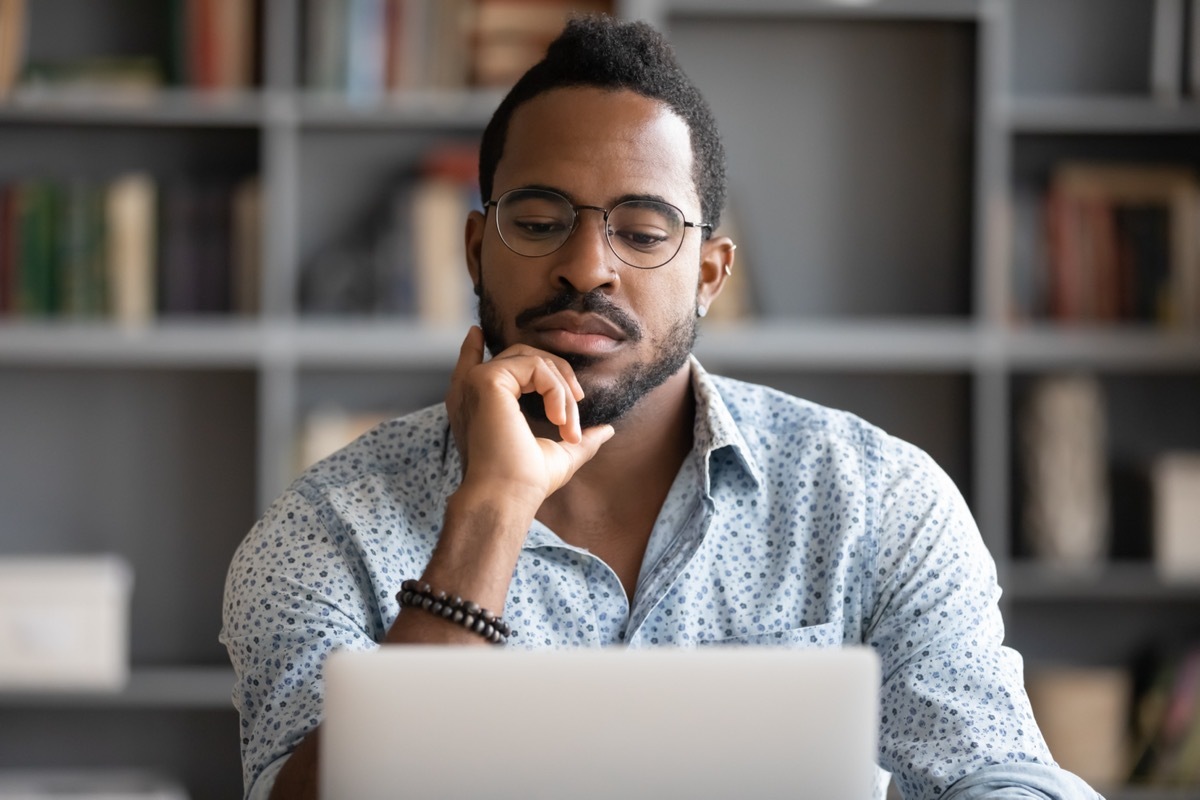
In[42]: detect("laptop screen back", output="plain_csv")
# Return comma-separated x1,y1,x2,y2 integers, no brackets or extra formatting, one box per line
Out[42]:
320,646,880,800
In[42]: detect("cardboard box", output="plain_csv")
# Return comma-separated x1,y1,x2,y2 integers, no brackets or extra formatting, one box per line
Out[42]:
0,555,133,691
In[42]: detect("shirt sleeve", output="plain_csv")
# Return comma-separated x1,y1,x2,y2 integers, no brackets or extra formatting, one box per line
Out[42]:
219,488,382,799
863,441,1102,800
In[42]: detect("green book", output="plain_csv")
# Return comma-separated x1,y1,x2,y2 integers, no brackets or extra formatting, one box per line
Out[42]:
15,182,58,316
58,181,108,317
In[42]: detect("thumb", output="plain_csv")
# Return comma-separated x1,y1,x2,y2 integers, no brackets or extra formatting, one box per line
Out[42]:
557,424,616,480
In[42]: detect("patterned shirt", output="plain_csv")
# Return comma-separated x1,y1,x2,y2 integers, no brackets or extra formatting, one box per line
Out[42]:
220,358,1100,800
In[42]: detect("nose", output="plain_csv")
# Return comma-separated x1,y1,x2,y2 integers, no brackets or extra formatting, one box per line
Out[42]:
549,207,621,294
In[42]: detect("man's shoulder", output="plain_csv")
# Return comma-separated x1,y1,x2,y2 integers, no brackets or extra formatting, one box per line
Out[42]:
703,372,930,473
293,402,454,493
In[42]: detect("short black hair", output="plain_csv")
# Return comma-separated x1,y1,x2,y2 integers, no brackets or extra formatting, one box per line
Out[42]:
479,14,726,234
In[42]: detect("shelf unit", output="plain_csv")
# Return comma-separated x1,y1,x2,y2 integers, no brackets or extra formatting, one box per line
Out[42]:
1,1,1198,799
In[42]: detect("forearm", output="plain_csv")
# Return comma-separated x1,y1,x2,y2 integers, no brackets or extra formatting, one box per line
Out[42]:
267,732,319,800
385,481,538,644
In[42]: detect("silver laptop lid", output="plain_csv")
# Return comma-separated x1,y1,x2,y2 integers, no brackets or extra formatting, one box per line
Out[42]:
321,646,880,800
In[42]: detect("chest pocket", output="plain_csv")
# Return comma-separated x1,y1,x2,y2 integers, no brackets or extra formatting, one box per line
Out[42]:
698,621,844,649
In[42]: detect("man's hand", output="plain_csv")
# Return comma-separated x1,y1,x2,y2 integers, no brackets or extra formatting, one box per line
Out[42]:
446,326,615,510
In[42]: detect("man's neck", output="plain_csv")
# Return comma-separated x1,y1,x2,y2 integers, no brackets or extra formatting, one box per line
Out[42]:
534,362,696,547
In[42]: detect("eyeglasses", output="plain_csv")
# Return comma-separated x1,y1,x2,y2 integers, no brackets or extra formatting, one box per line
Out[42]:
483,188,712,270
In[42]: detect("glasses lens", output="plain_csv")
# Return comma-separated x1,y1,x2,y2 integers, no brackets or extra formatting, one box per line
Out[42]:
496,190,575,257
607,200,685,269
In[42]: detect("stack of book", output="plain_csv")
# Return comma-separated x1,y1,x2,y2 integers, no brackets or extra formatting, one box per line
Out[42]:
1128,642,1200,789
300,143,477,323
1,0,256,97
303,0,609,98
470,0,608,87
0,175,261,323
1011,163,1200,327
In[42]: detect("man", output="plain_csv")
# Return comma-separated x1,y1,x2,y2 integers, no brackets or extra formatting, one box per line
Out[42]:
222,15,1101,800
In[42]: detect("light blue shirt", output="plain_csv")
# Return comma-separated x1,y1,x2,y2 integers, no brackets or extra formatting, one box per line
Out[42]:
221,357,1101,800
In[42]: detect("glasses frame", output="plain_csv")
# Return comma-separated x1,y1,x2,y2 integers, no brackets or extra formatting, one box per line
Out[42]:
482,187,712,270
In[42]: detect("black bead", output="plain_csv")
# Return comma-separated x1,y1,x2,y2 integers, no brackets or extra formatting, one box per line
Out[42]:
421,597,434,611
439,605,454,618
464,601,481,616
451,610,464,624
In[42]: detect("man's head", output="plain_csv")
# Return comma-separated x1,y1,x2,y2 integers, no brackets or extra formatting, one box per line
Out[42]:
480,15,726,236
467,16,735,429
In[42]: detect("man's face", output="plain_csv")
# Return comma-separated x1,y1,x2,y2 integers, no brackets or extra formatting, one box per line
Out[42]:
469,87,705,428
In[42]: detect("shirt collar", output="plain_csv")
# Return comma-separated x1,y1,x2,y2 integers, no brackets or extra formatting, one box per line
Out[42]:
688,355,764,491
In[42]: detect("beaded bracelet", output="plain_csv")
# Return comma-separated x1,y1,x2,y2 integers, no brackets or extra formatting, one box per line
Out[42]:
397,579,511,645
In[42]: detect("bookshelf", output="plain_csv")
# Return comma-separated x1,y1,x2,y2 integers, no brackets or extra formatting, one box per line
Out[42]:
0,1,1198,798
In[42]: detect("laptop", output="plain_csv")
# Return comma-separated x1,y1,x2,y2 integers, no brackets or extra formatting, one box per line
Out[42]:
320,646,880,799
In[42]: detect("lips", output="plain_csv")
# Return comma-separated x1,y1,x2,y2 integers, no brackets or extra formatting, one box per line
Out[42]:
529,311,628,340
526,311,629,357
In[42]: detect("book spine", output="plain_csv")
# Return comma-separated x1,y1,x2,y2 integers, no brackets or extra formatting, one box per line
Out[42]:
1151,0,1186,102
106,174,157,326
345,0,386,103
16,183,58,316
0,183,13,313
0,0,28,98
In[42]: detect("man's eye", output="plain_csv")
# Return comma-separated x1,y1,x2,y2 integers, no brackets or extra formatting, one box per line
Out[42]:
613,227,670,250
514,219,568,237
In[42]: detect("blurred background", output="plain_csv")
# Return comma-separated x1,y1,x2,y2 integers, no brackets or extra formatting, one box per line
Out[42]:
0,0,1198,798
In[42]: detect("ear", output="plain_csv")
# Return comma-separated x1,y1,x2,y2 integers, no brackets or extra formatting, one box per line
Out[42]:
696,234,735,315
465,209,486,291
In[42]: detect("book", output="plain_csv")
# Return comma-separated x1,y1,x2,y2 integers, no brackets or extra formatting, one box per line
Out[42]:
159,181,202,314
411,148,476,324
231,176,262,315
193,182,232,313
1129,644,1200,785
14,182,59,316
307,0,348,91
0,184,15,313
105,173,158,326
345,0,387,104
427,0,473,90
469,1,610,87
1046,163,1200,326
211,0,255,90
1152,0,1186,103
1152,452,1200,583
1018,374,1109,568
1191,0,1200,97
0,0,27,98
57,181,107,317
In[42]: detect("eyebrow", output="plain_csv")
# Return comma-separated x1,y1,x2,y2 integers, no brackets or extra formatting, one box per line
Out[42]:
510,184,679,209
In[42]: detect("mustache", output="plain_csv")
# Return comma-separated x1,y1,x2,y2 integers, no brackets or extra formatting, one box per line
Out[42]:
514,290,642,342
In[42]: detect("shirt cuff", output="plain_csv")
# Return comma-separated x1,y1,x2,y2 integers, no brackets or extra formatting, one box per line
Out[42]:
246,754,289,800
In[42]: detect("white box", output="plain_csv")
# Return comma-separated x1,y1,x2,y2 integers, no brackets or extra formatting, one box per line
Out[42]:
0,769,187,800
0,555,133,691
1154,453,1200,583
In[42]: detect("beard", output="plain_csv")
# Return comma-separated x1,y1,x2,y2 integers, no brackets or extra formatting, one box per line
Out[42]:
476,282,696,428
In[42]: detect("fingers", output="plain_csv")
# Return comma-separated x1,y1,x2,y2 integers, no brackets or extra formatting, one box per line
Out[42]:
449,329,589,445
544,424,616,492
